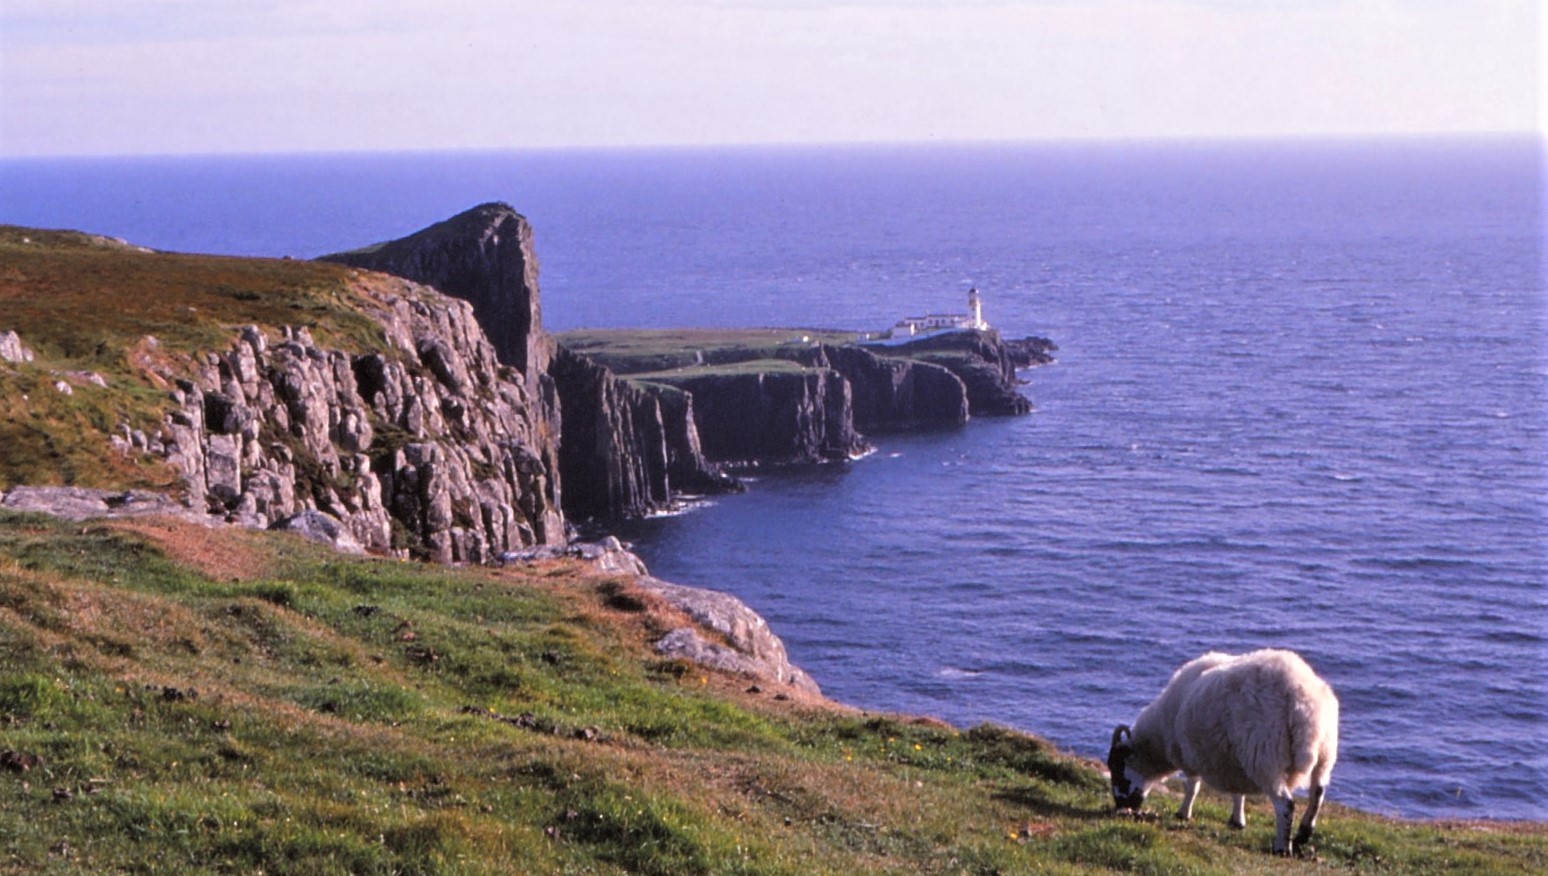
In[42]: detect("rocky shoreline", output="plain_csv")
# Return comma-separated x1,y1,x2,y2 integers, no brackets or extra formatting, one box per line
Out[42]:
1,202,1051,700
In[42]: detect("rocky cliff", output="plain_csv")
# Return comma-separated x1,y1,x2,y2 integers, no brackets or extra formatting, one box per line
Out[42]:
820,344,971,431
323,204,734,522
321,203,550,381
570,328,1047,467
545,346,670,521
864,330,1039,417
653,368,870,465
151,278,564,562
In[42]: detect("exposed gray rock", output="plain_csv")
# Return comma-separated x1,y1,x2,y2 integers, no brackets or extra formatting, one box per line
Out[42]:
641,576,821,695
149,281,565,562
320,202,550,386
0,486,208,523
0,331,33,364
501,538,819,694
653,368,869,465
270,510,366,555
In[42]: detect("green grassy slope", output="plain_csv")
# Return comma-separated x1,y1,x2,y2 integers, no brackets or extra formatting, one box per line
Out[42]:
1,514,1542,875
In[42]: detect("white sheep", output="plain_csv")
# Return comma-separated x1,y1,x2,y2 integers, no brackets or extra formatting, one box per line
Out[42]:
1107,648,1339,856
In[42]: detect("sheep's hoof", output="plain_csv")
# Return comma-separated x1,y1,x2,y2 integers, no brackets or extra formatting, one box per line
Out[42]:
1227,820,1246,831
1295,845,1318,861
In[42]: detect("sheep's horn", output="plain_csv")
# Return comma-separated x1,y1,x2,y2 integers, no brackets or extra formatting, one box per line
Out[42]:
1111,725,1132,748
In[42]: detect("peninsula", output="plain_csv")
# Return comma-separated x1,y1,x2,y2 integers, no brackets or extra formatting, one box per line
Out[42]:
1,205,1540,874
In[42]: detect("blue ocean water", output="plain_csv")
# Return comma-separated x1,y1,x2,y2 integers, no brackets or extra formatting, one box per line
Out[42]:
2,137,1544,819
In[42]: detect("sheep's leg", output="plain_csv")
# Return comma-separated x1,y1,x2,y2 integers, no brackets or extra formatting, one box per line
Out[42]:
1176,776,1202,821
1293,783,1326,853
1270,793,1295,856
1229,795,1246,829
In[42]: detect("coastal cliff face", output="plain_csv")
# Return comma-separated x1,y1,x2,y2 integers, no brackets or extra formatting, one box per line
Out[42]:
564,329,1046,467
549,352,739,520
873,331,1036,417
657,369,869,464
820,345,970,431
153,279,565,561
323,204,734,522
546,346,670,521
321,203,550,381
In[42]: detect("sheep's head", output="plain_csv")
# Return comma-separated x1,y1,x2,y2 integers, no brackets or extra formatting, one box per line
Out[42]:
1107,725,1148,812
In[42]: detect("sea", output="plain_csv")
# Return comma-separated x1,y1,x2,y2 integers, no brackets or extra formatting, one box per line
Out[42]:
1,136,1543,820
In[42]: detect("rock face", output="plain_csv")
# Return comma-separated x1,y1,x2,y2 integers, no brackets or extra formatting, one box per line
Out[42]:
324,203,736,522
869,331,1038,417
0,330,34,364
659,369,869,465
510,538,820,695
155,282,564,562
549,348,741,521
650,384,741,495
321,203,549,380
547,346,671,521
822,345,970,431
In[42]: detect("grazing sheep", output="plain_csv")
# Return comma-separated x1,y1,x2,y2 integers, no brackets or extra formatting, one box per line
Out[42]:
1107,649,1339,856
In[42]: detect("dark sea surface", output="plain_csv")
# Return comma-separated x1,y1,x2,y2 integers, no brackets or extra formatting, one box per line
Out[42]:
2,137,1544,819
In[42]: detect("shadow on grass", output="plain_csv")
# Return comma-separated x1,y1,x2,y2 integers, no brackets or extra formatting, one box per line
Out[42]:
993,782,1112,823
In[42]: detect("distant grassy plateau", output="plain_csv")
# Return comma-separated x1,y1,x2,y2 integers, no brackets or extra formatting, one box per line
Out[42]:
557,328,862,380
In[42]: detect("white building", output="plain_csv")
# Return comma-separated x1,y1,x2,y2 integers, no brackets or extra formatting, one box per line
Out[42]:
891,287,988,337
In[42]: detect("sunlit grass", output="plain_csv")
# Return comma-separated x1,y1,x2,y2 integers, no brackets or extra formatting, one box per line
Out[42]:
1,513,1543,874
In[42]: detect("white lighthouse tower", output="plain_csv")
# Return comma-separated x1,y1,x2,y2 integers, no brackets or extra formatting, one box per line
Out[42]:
967,286,986,330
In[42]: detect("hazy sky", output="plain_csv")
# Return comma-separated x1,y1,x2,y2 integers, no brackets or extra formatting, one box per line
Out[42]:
0,0,1540,157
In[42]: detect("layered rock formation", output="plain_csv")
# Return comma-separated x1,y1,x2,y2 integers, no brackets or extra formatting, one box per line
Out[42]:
546,347,671,520
153,280,564,562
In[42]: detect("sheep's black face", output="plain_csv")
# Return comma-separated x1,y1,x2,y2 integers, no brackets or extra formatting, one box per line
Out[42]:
1107,732,1147,812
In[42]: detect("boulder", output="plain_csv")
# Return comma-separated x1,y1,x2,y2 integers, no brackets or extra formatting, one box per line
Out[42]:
270,510,367,555
0,331,33,364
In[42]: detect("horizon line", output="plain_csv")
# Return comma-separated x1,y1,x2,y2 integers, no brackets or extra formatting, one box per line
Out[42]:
1,129,1542,163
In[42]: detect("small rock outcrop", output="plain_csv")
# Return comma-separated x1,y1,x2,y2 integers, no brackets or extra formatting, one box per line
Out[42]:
508,538,820,695
0,485,199,522
270,509,366,555
0,330,35,364
643,577,821,695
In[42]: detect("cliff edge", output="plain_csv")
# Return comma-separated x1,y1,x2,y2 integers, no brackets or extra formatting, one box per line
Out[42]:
322,204,737,521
